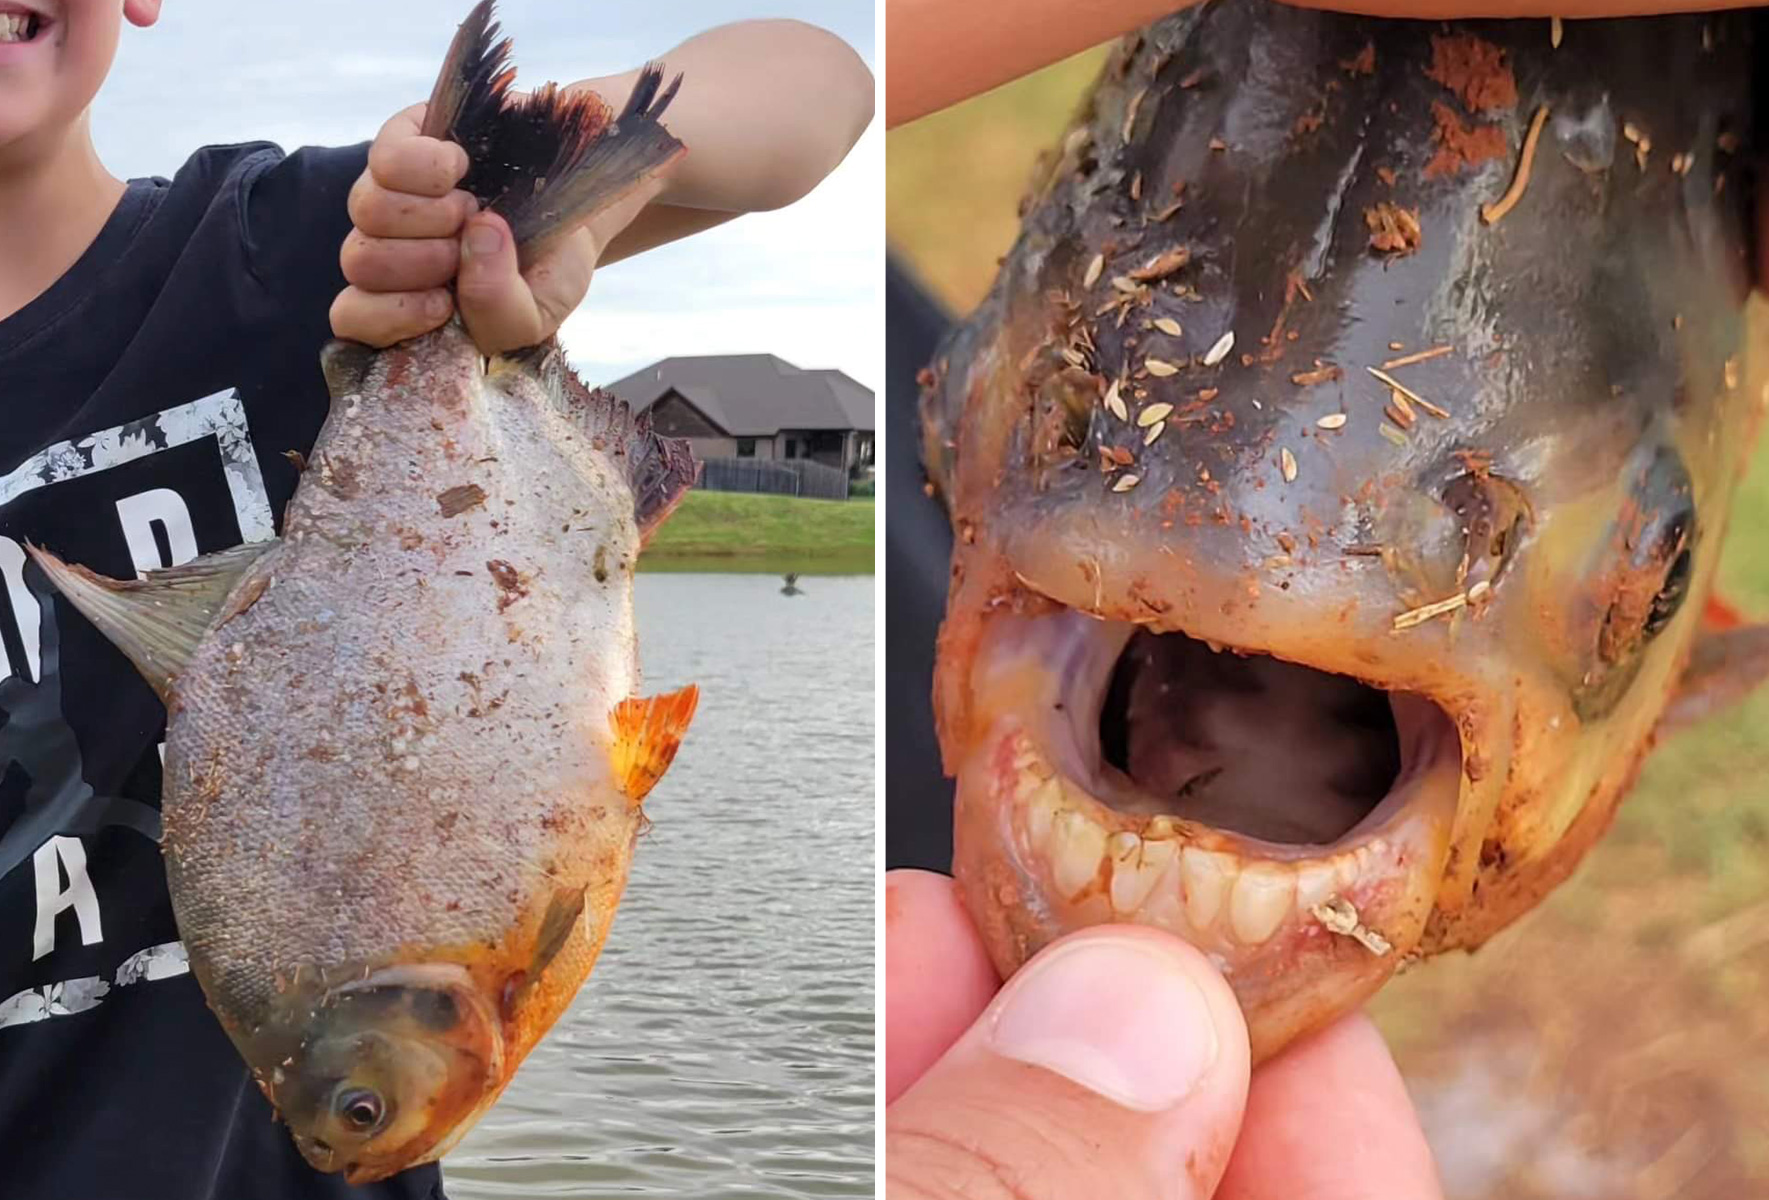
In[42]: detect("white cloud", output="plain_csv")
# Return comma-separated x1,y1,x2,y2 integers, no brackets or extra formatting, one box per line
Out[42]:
91,0,877,390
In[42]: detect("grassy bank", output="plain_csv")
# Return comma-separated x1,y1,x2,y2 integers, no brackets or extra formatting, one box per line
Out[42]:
894,52,1769,1196
643,491,874,575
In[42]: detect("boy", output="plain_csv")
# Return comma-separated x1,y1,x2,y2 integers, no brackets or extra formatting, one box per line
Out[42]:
0,2,873,1197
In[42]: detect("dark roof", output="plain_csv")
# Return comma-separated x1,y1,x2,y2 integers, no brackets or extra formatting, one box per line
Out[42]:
602,354,875,437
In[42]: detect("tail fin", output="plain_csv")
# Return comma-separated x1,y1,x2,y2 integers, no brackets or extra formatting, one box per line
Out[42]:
423,0,686,269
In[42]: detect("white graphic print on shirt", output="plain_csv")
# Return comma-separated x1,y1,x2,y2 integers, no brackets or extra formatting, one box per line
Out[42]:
0,389,272,1028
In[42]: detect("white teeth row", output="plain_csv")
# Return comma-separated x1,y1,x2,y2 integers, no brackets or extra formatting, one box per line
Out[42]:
0,13,37,42
1019,766,1375,948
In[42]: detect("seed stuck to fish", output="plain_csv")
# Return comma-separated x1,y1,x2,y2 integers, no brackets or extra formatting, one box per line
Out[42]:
1146,358,1181,377
1291,363,1343,387
1153,317,1184,336
1129,247,1192,282
1083,253,1105,288
1381,345,1452,370
1316,413,1348,430
1393,592,1469,631
1366,367,1450,418
1138,402,1175,427
1104,379,1129,421
1280,447,1298,482
1312,896,1393,955
1113,473,1142,492
1203,331,1235,366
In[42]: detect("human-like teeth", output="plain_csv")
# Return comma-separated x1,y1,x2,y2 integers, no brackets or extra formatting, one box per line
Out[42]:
1051,810,1106,896
0,13,38,42
1293,860,1339,913
1180,846,1232,929
1016,759,1389,948
1108,832,1174,913
1229,864,1296,945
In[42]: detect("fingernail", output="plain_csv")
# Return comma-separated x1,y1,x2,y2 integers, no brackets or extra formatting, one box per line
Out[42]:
988,938,1220,1111
465,222,502,258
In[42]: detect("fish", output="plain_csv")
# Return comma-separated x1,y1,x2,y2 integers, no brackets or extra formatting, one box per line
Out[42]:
27,1,700,1181
917,1,1769,1062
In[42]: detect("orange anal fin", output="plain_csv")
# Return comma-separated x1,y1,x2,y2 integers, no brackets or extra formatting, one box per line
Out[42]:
610,684,699,804
1704,593,1746,631
1658,624,1769,736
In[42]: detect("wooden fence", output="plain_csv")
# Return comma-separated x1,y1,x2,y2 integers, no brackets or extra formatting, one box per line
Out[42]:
697,457,852,500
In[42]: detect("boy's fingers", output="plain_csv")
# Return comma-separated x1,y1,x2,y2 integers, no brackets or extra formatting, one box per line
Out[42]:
329,286,454,349
340,230,462,293
348,175,479,239
457,214,597,354
367,103,470,199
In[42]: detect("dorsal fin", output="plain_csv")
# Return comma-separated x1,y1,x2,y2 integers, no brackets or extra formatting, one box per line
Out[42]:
26,542,277,702
492,342,699,545
422,0,686,270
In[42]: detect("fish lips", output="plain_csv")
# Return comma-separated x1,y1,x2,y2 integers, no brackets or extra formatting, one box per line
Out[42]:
250,962,506,1182
947,603,1468,1061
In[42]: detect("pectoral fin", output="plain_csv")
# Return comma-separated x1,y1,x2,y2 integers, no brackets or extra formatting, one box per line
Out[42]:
26,541,278,703
1657,623,1769,735
609,684,699,803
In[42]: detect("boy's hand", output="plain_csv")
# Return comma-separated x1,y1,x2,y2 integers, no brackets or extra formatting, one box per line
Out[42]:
329,102,663,355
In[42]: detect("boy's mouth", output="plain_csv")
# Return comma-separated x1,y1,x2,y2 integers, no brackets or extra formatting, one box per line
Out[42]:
0,8,46,46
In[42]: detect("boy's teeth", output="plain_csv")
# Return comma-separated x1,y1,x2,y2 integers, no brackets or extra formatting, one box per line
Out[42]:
0,13,34,42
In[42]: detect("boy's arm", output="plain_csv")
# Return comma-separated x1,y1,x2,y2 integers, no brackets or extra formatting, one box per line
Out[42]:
330,18,873,354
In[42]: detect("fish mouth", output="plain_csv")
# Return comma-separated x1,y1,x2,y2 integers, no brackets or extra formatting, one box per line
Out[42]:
953,606,1464,1057
263,962,506,1183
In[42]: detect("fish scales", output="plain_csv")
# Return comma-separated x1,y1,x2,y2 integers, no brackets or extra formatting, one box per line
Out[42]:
30,1,699,1180
167,332,642,1032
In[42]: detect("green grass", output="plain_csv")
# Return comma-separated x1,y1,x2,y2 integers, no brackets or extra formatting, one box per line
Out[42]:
642,491,874,575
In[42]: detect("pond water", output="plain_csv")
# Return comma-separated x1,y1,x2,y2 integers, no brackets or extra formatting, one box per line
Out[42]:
444,573,875,1199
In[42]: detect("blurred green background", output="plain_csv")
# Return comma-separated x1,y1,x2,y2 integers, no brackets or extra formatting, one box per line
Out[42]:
889,46,1769,1199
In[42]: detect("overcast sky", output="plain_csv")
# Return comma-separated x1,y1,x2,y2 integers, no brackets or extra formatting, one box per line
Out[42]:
92,0,878,390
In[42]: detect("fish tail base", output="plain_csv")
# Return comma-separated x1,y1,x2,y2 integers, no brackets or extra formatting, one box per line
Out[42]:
423,1,686,270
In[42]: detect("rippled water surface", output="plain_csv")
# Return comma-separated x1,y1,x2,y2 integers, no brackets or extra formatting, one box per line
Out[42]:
445,573,875,1199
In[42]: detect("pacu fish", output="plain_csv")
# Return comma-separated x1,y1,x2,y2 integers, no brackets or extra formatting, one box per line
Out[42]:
920,2,1769,1061
31,1,699,1181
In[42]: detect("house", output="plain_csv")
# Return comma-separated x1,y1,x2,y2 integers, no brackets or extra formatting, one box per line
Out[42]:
604,354,876,477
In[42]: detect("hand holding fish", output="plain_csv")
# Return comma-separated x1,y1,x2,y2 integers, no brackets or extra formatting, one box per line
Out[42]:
329,100,669,354
885,871,1444,1199
333,17,873,354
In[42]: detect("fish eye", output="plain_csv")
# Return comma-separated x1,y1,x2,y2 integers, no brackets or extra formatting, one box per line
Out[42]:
333,1087,387,1135
1645,541,1693,637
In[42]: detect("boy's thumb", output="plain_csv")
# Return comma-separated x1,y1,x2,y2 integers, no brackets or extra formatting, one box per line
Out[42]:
886,926,1251,1200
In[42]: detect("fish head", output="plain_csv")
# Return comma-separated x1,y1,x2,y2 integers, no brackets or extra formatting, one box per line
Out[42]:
921,6,1765,1060
254,963,505,1183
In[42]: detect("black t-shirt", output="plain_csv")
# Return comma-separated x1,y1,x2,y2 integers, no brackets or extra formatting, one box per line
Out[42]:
0,143,442,1199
